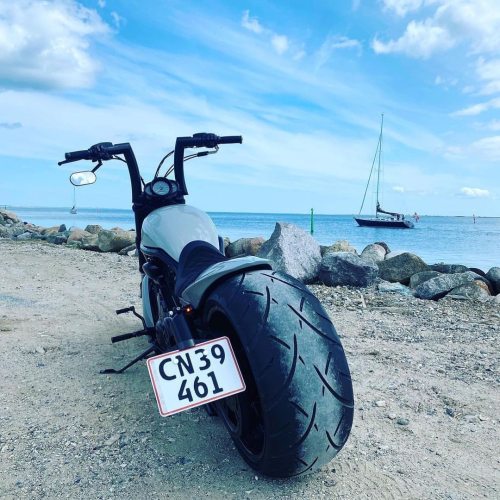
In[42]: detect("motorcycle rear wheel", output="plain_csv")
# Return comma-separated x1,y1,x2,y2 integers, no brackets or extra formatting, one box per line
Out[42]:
203,270,354,477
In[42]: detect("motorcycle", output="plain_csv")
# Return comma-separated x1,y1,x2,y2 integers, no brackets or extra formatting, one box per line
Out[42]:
58,133,354,477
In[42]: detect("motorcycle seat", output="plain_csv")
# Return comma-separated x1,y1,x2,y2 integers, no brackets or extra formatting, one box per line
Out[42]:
175,240,228,296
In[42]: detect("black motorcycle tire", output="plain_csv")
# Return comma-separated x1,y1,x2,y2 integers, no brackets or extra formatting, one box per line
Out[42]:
203,269,354,477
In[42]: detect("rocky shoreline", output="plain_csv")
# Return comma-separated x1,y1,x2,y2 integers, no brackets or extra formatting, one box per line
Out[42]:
1,208,499,304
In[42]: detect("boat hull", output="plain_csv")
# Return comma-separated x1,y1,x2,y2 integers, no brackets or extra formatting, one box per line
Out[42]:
354,217,414,229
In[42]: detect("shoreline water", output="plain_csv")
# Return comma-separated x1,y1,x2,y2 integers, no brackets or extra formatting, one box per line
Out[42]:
6,206,500,269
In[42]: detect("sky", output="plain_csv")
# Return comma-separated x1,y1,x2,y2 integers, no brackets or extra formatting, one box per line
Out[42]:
0,0,499,216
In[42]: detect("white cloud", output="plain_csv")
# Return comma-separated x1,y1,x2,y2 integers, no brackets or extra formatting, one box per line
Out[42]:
382,0,425,17
471,135,500,160
453,97,500,116
392,185,406,192
476,58,500,95
241,10,263,34
374,1,500,59
0,0,110,89
460,187,490,197
111,11,125,28
271,34,288,55
97,0,105,7
316,35,362,69
372,19,454,58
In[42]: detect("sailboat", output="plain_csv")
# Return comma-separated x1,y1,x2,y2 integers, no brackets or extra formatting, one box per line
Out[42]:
354,114,414,229
70,186,77,214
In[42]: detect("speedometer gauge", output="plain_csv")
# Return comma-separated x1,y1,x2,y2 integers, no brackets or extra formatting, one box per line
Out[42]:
151,179,171,196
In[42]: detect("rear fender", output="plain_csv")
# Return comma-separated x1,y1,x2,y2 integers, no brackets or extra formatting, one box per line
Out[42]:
181,257,273,308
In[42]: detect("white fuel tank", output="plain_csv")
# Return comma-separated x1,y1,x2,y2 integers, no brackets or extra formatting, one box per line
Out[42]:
141,205,219,261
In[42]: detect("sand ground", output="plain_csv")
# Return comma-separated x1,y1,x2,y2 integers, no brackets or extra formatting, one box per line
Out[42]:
0,240,498,499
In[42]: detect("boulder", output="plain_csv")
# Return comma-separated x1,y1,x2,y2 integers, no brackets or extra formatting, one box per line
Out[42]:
429,263,469,274
378,281,413,296
486,267,500,295
360,243,386,263
323,240,357,255
97,229,136,253
469,267,487,278
47,234,67,245
227,237,265,257
67,229,92,243
385,250,408,259
0,226,11,238
409,270,441,289
448,281,491,301
0,209,20,224
257,222,321,283
58,224,67,233
16,232,32,241
319,251,378,287
378,252,429,284
374,241,390,253
223,237,230,252
41,226,61,237
414,271,480,300
84,224,103,234
80,233,100,251
119,243,137,255
9,225,28,238
66,240,83,249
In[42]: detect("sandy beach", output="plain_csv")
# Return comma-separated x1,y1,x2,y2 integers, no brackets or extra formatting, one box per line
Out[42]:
0,239,498,499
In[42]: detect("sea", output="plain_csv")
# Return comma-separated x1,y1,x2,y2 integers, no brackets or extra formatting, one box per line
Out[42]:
8,206,500,270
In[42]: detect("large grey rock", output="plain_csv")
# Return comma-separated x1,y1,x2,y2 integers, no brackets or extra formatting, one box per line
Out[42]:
119,243,137,255
80,233,100,251
322,240,357,255
257,222,321,283
360,243,386,263
41,226,61,237
409,270,442,289
97,229,136,253
0,209,20,224
84,224,103,235
414,271,480,300
47,234,67,245
486,267,500,295
378,252,429,284
67,229,92,243
374,241,390,254
16,232,32,241
429,263,469,274
319,251,378,287
227,237,265,257
448,281,491,301
378,281,413,296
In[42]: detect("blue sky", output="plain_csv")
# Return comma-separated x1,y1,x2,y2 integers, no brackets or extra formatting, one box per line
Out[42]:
0,0,499,215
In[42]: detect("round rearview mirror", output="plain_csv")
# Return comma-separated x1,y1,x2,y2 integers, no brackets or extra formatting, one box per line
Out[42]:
70,171,96,186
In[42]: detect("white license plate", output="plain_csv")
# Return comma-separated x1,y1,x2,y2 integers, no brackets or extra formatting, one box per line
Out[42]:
147,337,246,417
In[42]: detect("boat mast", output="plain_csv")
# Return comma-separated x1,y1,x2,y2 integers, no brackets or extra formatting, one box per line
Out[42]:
376,113,383,218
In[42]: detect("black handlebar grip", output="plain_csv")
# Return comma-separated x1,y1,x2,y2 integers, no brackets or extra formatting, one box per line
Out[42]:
218,135,243,144
65,149,90,161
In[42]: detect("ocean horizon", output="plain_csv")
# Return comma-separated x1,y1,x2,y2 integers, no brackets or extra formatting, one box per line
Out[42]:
6,206,500,270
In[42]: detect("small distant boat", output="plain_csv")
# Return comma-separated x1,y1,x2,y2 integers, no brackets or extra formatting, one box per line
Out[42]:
354,114,414,229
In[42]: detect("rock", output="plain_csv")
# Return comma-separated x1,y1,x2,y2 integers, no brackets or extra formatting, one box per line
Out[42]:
16,232,32,241
0,209,20,224
486,267,500,295
67,240,83,249
41,226,61,237
257,222,321,283
35,346,46,354
319,252,378,287
409,271,441,289
67,229,92,243
226,237,265,257
429,263,469,274
58,224,67,233
385,250,408,259
375,400,386,407
97,229,136,253
374,241,390,253
323,240,357,255
46,234,67,245
414,271,480,300
127,248,138,257
0,226,11,238
397,418,409,426
469,267,487,278
84,224,103,234
448,281,491,301
387,413,397,420
378,281,413,296
360,243,386,263
223,237,230,252
119,244,137,255
378,253,429,284
80,234,100,251
9,225,27,238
